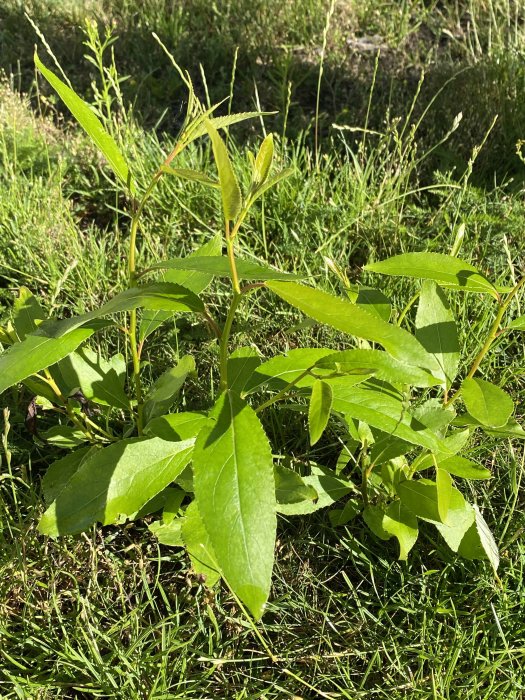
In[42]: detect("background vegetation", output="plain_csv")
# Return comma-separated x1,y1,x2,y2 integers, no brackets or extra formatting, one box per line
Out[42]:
1,0,524,697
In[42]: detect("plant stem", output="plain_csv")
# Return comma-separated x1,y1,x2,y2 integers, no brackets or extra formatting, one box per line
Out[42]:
219,293,241,392
445,274,525,408
126,143,185,435
255,368,311,414
128,212,144,435
218,219,244,391
41,370,97,442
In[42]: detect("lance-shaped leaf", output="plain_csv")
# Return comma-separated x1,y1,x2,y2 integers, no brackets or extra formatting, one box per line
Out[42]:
508,315,525,331
140,235,221,342
363,506,392,540
266,281,440,371
457,504,499,572
39,283,204,340
274,464,318,506
0,322,103,395
244,348,335,394
308,379,333,445
35,53,135,192
205,119,242,222
149,255,300,281
252,133,274,188
187,111,274,143
397,479,442,522
143,355,196,426
41,446,95,504
461,377,513,428
316,349,439,388
278,464,356,516
329,378,451,453
181,501,221,586
57,349,129,410
414,454,491,480
434,488,475,552
365,253,498,297
12,287,46,340
192,391,276,619
248,168,293,205
39,437,194,536
160,165,220,188
436,467,453,523
415,281,460,390
227,347,261,394
144,411,208,442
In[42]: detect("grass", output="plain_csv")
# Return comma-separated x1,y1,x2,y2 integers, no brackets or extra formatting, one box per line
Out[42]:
1,0,525,697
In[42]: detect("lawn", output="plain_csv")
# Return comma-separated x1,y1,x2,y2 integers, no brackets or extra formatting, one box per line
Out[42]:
1,1,525,697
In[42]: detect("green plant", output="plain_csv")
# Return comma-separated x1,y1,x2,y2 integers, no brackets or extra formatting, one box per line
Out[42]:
1,45,525,624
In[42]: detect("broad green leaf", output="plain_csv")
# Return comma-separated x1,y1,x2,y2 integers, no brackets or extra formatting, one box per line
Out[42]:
244,348,334,394
457,504,499,572
274,464,318,506
412,398,456,433
41,446,94,504
308,379,333,445
335,438,358,474
0,323,101,395
57,348,129,410
35,53,134,192
12,287,46,340
252,133,274,188
161,488,187,524
365,253,498,297
227,347,261,394
415,454,491,480
355,287,391,322
452,413,525,438
143,355,196,426
461,377,513,428
316,349,439,388
329,378,451,454
144,411,208,441
42,283,205,340
149,517,184,547
150,256,300,281
181,501,221,586
370,432,412,466
134,485,185,522
40,425,88,449
266,281,440,371
363,506,392,541
382,501,418,560
192,391,276,619
329,498,362,526
140,235,221,342
436,468,453,522
205,119,242,221
434,488,475,552
508,315,525,331
160,165,219,188
278,464,355,516
397,479,442,522
380,458,409,493
39,437,194,536
415,281,460,390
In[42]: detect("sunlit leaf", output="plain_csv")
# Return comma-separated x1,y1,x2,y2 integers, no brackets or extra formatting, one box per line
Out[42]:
35,53,135,192
192,391,276,619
